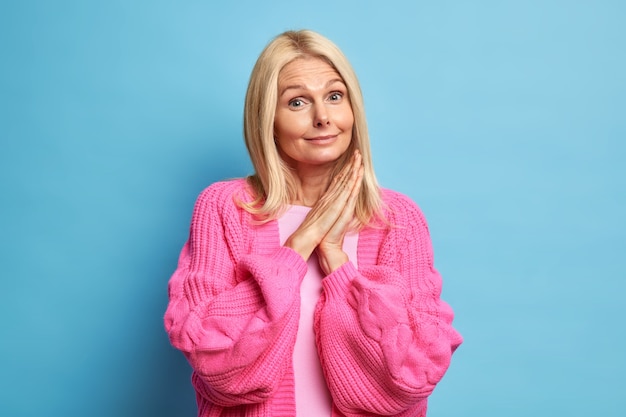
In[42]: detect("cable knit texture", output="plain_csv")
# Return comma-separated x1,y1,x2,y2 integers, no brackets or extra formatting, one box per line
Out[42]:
164,179,463,417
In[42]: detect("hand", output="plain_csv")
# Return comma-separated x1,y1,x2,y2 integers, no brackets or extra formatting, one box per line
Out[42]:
316,155,363,275
284,151,364,270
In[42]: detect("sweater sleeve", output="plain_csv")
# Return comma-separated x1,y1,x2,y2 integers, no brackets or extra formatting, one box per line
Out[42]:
164,182,307,407
316,192,463,417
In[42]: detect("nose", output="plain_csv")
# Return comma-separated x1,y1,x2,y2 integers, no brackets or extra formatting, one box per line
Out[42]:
313,103,330,127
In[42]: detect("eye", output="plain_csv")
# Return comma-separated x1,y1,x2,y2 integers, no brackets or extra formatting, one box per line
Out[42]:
328,92,343,102
288,98,305,108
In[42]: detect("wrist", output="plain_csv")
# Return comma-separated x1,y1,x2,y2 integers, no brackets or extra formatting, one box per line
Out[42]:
318,247,348,275
284,232,317,261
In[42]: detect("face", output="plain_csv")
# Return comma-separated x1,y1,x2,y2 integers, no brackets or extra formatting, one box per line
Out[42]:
274,57,354,173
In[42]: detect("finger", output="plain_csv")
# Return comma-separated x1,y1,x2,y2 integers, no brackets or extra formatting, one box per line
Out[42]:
329,150,360,190
338,164,364,224
330,152,354,184
324,164,364,241
296,151,362,234
323,154,361,207
337,151,362,203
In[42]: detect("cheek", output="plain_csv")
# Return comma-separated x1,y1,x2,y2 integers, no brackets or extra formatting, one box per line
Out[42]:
339,107,355,131
274,112,306,140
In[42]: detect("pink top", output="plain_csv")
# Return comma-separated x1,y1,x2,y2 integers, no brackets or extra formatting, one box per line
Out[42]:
278,205,359,416
164,179,462,417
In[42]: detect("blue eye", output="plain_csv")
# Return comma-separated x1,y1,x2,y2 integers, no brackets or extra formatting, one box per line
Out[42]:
329,92,343,102
289,99,304,108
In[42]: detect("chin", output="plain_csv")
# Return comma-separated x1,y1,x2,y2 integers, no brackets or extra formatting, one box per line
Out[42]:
305,150,348,166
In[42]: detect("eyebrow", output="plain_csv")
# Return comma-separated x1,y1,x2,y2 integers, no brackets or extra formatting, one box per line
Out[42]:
279,78,346,97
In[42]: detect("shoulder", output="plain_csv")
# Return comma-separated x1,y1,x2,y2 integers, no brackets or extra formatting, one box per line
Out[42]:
191,178,253,220
195,178,252,206
379,188,430,231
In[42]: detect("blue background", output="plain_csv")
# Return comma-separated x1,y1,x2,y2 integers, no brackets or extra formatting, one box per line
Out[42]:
1,1,624,416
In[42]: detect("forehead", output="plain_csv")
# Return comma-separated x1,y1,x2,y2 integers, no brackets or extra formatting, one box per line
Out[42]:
278,57,344,86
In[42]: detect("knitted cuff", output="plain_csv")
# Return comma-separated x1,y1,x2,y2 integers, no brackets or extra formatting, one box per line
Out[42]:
271,246,309,282
322,261,358,300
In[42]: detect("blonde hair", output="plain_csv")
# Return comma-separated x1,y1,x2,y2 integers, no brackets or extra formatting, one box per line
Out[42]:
242,29,384,226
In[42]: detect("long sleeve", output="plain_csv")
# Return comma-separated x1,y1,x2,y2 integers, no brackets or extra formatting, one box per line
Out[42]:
316,190,463,417
164,181,307,407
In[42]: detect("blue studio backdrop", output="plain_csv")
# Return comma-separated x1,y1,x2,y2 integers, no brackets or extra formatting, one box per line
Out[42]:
1,1,624,416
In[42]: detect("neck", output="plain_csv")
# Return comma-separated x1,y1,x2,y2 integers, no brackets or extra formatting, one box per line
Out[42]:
290,163,335,207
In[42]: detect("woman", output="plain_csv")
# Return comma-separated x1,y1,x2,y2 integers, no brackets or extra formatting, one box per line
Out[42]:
165,30,462,417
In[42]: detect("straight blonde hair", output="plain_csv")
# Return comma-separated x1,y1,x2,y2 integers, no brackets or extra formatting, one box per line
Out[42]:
242,30,384,226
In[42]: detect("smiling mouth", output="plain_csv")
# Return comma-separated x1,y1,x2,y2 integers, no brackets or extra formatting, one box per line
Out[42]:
304,134,338,141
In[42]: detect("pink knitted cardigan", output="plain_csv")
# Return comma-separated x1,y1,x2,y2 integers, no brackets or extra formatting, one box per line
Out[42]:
164,179,462,417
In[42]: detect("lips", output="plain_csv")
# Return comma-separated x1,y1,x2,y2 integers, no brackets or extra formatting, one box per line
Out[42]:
304,134,338,143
